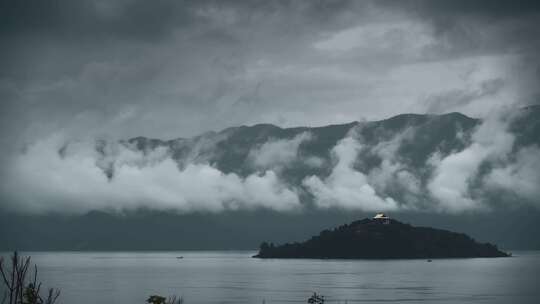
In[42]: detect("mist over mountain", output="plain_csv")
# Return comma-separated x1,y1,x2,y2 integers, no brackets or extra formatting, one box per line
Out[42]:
3,106,539,213
1,107,539,250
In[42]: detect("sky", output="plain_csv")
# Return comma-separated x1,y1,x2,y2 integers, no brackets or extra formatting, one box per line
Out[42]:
0,0,540,215
1,0,539,144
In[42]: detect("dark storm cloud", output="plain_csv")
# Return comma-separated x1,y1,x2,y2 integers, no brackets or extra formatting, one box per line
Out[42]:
0,0,357,141
0,0,195,40
0,0,539,143
392,0,540,64
384,0,540,19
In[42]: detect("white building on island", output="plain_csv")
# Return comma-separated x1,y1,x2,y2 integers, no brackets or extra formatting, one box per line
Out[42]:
373,213,390,224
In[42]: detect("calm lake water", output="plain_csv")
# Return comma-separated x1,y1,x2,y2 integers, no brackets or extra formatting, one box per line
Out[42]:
1,251,539,303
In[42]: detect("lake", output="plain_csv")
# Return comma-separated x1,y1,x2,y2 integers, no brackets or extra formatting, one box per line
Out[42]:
1,251,539,303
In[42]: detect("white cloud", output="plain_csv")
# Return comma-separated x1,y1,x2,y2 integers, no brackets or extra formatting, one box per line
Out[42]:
248,132,312,169
485,146,540,203
304,156,325,168
314,21,434,58
2,109,539,215
367,128,422,206
303,137,398,211
1,134,300,214
427,111,515,212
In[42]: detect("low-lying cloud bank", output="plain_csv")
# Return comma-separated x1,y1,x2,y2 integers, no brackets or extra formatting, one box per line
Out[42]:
1,135,300,213
303,137,399,211
438,113,540,212
427,112,516,212
248,132,313,170
1,110,539,214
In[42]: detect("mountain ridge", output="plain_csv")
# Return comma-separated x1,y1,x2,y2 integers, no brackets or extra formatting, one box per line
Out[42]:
125,106,540,145
126,111,479,144
121,111,482,178
109,107,539,209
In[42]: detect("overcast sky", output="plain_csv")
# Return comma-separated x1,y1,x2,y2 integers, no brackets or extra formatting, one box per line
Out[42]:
1,0,540,216
1,0,539,144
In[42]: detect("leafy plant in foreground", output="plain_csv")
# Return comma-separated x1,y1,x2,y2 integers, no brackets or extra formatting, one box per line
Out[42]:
0,252,60,304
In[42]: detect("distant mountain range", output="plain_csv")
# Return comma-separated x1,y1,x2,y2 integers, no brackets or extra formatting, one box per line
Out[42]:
124,106,539,171
1,106,539,251
126,112,476,179
117,105,540,210
125,106,538,175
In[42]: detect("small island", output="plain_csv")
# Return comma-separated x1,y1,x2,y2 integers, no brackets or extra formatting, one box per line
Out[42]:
254,214,509,259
